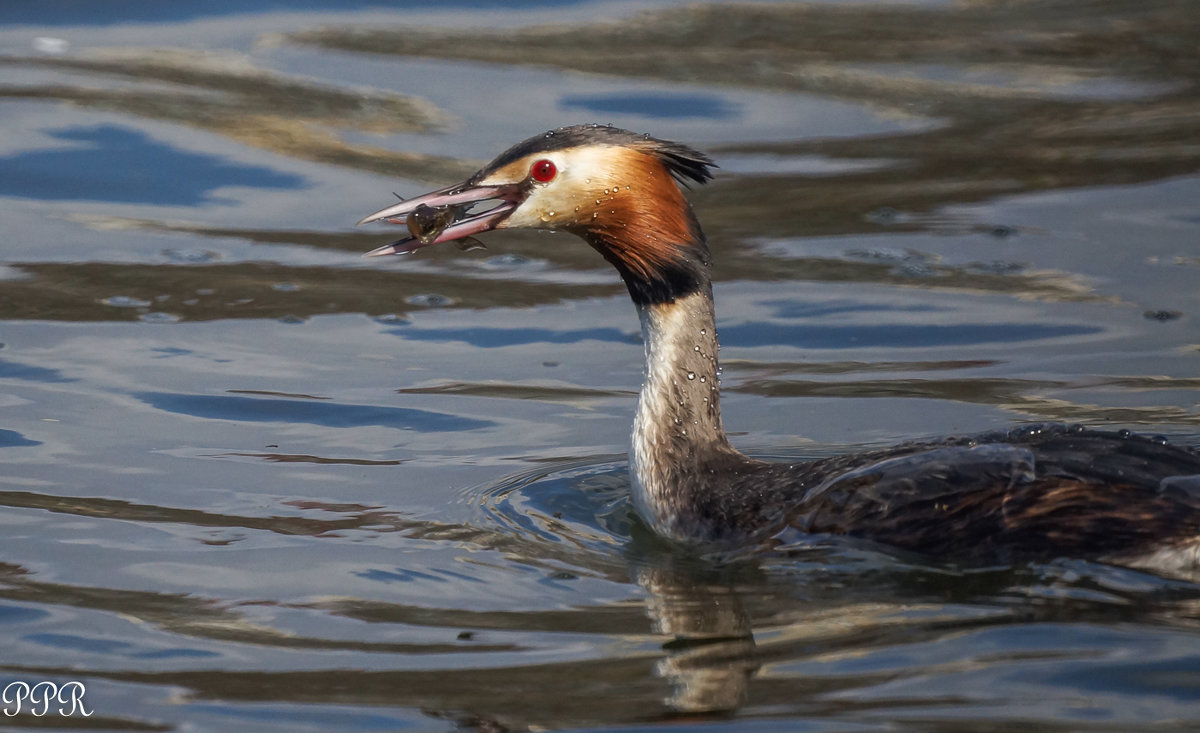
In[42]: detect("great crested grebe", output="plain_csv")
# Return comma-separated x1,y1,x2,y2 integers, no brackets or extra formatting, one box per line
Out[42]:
359,124,1200,572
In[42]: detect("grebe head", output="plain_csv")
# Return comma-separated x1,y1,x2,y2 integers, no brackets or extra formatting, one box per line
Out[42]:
358,124,717,304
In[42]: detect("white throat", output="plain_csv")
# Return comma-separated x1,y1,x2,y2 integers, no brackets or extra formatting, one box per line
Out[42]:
629,287,731,539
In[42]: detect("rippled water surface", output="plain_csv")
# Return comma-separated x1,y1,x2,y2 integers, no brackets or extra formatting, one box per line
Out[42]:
2,2,1200,730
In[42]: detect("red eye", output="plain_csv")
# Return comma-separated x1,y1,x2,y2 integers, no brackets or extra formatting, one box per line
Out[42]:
531,158,557,183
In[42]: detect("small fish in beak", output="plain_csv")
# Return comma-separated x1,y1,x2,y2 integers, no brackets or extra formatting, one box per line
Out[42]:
358,180,522,257
406,203,459,246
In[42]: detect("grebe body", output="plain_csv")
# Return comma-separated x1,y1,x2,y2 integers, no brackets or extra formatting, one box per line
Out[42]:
359,124,1200,571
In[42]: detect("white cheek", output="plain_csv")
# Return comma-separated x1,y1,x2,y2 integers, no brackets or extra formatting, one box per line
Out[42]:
502,185,576,229
484,146,619,230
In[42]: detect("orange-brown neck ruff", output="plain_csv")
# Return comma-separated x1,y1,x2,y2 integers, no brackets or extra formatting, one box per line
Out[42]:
576,150,712,306
472,124,716,306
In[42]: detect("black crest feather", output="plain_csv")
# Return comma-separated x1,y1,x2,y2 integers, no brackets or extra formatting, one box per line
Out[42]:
479,124,716,188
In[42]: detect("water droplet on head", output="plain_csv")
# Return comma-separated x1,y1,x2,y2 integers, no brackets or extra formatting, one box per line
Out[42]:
687,372,695,380
699,376,706,383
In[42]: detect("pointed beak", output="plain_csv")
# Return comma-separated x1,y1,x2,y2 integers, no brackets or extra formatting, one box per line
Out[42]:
357,179,523,257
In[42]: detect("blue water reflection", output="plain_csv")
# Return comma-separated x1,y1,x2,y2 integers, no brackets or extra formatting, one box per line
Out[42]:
719,322,1101,349
394,326,633,347
0,358,75,383
764,300,943,319
560,92,739,120
136,392,492,431
0,0,580,25
0,126,305,205
0,429,40,448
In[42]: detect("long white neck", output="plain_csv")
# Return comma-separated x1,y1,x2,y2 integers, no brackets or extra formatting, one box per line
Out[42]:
630,285,744,541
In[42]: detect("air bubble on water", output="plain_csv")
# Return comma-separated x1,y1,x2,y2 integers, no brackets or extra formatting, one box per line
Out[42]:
163,248,219,264
406,293,457,307
488,253,529,267
102,296,151,308
33,37,69,54
139,312,180,324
